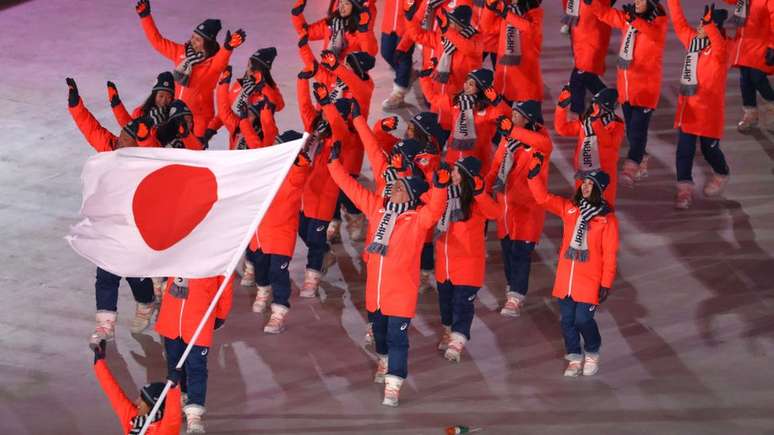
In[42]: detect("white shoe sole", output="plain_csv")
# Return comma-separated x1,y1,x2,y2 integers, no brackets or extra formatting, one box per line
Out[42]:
381,398,399,407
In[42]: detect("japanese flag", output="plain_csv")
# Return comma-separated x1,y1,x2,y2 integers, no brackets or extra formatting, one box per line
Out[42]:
66,136,305,278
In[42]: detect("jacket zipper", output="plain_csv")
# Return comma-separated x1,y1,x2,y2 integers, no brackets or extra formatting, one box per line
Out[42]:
623,69,630,102
376,255,384,309
444,231,450,281
392,2,399,32
734,28,743,65
178,298,186,338
567,260,576,297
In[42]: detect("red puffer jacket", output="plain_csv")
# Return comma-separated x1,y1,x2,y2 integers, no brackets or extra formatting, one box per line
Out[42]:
491,6,545,102
382,0,411,35
292,13,378,58
723,0,774,74
328,159,447,318
563,0,613,75
591,2,668,109
435,193,501,287
250,162,310,257
94,360,181,435
140,16,232,136
207,80,285,133
486,126,552,242
528,175,619,305
156,275,234,348
554,105,624,206
668,0,730,140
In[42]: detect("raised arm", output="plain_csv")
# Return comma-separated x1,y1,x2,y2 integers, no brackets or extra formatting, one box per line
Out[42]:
473,189,501,219
418,185,448,230
589,0,627,29
158,384,182,433
106,82,133,128
703,20,727,62
353,115,388,176
68,98,117,153
666,0,696,48
296,76,318,132
328,156,378,214
139,15,183,62
94,360,135,426
526,154,568,217
554,104,581,137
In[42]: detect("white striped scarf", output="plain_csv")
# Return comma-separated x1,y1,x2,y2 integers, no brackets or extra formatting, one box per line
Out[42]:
451,94,477,150
382,166,399,197
493,137,524,193
729,0,749,26
366,200,412,256
499,8,522,66
679,36,710,96
328,77,349,103
562,0,581,27
173,44,205,87
128,409,163,435
434,184,463,238
434,37,457,84
231,78,259,116
576,117,602,178
617,24,637,69
421,0,446,30
328,16,348,57
565,198,606,262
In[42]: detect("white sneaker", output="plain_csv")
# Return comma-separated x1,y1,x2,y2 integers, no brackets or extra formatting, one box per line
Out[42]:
444,332,467,363
327,219,342,244
619,159,639,189
130,302,154,334
381,84,407,111
263,304,289,334
183,404,206,434
241,261,256,287
252,286,272,313
364,322,375,347
563,358,583,377
437,325,452,351
675,182,694,210
737,106,759,133
382,375,404,407
500,292,524,317
344,212,366,242
583,353,600,376
300,269,321,298
89,311,116,348
637,154,650,180
418,270,435,294
374,354,388,383
703,173,729,197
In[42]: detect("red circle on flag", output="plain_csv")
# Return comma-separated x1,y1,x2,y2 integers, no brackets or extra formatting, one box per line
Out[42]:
132,164,218,251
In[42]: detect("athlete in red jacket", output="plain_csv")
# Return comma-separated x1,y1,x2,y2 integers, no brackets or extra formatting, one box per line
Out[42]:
381,0,415,109
562,0,614,115
134,0,247,137
555,87,625,206
155,275,233,433
66,78,160,345
434,157,500,362
92,340,182,435
527,158,619,378
328,142,447,408
214,67,277,150
245,136,311,334
107,72,175,129
669,1,732,209
591,0,668,187
291,0,378,59
722,0,774,132
485,100,552,317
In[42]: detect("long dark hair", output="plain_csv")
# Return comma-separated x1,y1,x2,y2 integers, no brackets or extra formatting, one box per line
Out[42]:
249,60,277,88
453,87,487,110
457,169,475,221
203,39,220,58
327,10,358,33
139,90,162,116
572,183,603,207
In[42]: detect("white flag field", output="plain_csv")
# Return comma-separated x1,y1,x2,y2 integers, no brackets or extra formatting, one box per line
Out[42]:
66,136,305,278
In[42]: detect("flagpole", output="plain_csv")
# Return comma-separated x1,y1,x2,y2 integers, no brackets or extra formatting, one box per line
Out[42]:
139,139,303,435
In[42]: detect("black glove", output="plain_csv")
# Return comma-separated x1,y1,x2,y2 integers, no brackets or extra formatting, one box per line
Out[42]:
404,0,420,21
298,30,309,47
436,11,449,33
495,115,514,136
766,47,774,67
106,81,121,108
66,77,79,108
291,0,307,16
598,286,610,303
298,62,318,80
557,84,572,108
320,50,339,71
622,4,636,23
219,65,233,85
527,152,544,179
214,318,225,330
419,58,437,78
197,128,217,147
485,0,506,18
433,162,452,188
167,368,182,387
351,98,362,119
701,4,714,26
92,339,106,365
312,82,331,106
135,0,150,18
328,140,342,163
224,29,246,51
583,0,592,5
357,10,371,33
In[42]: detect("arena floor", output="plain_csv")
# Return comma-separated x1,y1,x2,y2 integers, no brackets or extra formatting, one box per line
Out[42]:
1,1,773,434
